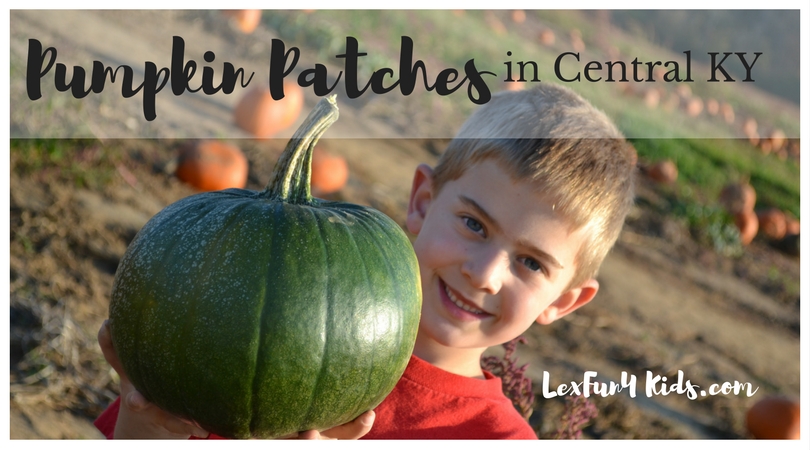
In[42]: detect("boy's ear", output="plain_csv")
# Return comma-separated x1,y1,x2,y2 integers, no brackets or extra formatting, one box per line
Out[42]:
535,278,599,325
405,164,435,235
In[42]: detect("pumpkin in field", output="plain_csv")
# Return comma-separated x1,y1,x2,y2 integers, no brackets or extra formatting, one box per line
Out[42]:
502,80,525,92
234,82,304,138
643,89,660,109
175,141,249,192
756,208,787,240
646,159,678,184
109,96,422,439
769,129,787,152
685,97,703,117
720,102,735,124
734,210,758,246
538,29,555,46
785,214,800,236
310,147,349,196
719,181,756,215
705,98,719,116
746,396,800,439
222,10,262,34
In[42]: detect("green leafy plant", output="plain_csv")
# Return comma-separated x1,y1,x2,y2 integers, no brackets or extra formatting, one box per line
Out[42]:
11,139,120,189
673,199,743,256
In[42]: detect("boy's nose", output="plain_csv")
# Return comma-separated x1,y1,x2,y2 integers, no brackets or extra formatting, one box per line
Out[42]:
461,248,507,294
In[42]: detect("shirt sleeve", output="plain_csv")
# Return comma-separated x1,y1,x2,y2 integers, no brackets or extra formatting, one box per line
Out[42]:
94,396,121,439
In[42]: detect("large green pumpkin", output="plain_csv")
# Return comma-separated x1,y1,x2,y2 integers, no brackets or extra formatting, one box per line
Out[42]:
108,96,421,439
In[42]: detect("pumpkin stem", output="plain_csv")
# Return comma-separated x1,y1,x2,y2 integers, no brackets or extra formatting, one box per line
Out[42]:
263,95,339,203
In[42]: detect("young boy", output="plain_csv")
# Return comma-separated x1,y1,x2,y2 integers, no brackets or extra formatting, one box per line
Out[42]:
94,83,636,439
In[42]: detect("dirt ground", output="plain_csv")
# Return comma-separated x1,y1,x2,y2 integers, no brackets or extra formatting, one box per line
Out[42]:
9,10,802,440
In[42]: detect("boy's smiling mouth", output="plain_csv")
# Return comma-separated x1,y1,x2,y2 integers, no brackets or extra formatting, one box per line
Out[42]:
440,279,491,318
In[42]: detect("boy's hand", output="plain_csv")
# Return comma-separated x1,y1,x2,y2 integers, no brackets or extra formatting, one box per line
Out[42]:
99,320,374,440
98,320,210,439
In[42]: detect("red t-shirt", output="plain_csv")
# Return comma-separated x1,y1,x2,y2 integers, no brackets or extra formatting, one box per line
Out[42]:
95,355,537,440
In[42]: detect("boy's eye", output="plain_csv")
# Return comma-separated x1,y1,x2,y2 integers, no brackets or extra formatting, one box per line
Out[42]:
464,217,484,234
520,257,543,273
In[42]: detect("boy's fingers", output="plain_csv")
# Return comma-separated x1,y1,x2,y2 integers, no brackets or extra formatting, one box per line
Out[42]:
164,419,210,439
189,428,210,439
296,430,322,440
122,391,210,439
97,320,128,381
319,410,375,440
176,418,210,439
123,390,149,412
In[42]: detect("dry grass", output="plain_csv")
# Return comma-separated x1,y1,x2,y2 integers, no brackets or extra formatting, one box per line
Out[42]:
10,292,118,418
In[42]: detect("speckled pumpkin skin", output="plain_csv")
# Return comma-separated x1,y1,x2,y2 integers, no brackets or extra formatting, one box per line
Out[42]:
108,97,421,439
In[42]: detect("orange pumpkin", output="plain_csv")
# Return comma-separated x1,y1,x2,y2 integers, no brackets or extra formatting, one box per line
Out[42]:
785,214,800,236
569,29,585,52
175,141,249,192
502,80,525,92
759,139,773,155
685,97,703,117
746,396,800,439
757,208,787,240
539,29,555,46
647,159,678,184
743,118,759,146
676,84,692,99
769,129,786,152
222,10,262,34
310,147,349,196
719,182,756,215
643,89,661,109
787,139,800,159
705,98,719,116
720,102,735,124
734,210,759,246
233,81,304,139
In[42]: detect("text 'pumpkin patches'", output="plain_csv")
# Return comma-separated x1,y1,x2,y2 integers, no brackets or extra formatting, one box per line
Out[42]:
109,96,422,439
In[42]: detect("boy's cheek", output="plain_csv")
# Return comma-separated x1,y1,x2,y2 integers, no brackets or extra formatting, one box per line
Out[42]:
413,235,456,269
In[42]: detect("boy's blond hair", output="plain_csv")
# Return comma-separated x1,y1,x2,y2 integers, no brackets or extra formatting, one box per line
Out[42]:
432,84,636,289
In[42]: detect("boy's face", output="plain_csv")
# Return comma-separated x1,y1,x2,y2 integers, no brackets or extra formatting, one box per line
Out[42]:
406,160,598,353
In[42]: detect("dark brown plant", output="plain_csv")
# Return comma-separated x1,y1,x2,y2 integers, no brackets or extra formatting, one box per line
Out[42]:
480,336,534,421
481,336,599,439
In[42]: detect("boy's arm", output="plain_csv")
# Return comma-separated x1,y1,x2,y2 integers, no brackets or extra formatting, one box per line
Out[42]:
97,320,374,440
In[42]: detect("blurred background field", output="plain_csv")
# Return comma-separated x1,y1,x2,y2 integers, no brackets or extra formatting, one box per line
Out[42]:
9,10,801,439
